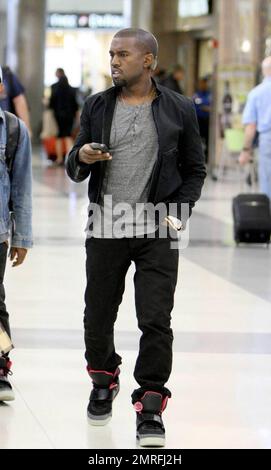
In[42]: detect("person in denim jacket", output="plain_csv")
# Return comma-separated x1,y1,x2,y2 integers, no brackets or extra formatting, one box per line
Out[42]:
0,66,33,402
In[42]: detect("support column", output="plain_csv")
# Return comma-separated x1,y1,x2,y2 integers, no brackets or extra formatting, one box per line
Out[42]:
123,0,179,69
0,0,7,64
123,0,154,31
152,0,179,68
6,0,47,141
211,0,262,170
258,0,271,59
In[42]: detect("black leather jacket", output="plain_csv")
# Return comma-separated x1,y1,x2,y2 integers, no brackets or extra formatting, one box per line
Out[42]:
66,81,206,223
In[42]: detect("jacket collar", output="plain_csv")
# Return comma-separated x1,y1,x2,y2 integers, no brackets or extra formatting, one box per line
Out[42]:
0,106,4,122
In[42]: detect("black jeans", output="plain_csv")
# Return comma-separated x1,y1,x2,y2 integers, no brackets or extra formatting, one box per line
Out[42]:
0,242,10,340
84,233,179,397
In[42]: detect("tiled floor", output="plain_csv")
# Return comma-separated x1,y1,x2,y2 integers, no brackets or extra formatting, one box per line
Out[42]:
1,151,271,449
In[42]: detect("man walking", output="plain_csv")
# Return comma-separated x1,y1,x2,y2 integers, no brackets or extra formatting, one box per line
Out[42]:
66,28,206,447
240,56,271,199
0,66,33,401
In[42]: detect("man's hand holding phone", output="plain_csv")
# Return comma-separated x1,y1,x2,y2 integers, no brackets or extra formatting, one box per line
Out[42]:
79,143,112,165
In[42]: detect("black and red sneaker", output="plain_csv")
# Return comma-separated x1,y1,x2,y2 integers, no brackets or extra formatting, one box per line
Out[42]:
0,357,14,402
133,390,170,447
87,367,120,426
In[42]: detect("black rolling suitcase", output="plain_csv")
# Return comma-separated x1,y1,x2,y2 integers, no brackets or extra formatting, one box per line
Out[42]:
232,194,271,245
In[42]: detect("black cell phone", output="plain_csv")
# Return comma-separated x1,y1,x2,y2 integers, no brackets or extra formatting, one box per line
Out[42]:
91,143,109,153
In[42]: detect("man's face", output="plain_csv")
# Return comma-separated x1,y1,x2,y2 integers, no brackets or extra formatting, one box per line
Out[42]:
0,83,4,96
110,37,151,87
198,79,208,91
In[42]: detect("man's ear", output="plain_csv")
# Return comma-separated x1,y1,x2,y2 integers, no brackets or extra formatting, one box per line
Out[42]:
144,53,157,70
150,56,158,71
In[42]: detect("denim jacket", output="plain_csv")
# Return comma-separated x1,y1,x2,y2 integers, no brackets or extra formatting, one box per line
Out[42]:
0,107,33,248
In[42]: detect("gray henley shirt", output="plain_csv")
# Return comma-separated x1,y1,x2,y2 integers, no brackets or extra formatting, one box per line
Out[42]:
91,99,159,238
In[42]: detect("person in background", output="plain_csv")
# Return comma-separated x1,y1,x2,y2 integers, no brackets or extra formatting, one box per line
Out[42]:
0,65,33,402
239,56,271,200
193,77,211,163
161,64,185,94
49,68,79,166
152,66,166,84
0,66,32,135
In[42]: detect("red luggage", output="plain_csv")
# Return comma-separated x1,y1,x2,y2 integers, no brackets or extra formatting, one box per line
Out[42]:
42,137,67,161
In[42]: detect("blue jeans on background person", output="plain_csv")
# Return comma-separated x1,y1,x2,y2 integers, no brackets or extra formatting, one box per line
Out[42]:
259,131,271,200
0,242,10,340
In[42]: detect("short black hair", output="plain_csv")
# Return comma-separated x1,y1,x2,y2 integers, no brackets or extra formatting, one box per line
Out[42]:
113,28,158,58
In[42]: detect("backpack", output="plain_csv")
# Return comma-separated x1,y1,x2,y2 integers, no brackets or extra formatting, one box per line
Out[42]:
4,111,20,211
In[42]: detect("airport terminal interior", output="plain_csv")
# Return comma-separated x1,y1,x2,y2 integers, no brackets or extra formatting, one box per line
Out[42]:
1,154,271,449
1,0,271,450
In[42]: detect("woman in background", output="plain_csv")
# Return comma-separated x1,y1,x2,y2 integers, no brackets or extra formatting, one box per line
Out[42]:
49,68,79,165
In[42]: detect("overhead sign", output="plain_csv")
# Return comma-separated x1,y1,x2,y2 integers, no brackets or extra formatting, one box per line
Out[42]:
47,13,124,30
178,0,210,17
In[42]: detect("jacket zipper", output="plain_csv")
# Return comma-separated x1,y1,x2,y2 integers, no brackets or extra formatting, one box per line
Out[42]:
95,161,106,204
147,96,161,203
94,93,117,204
